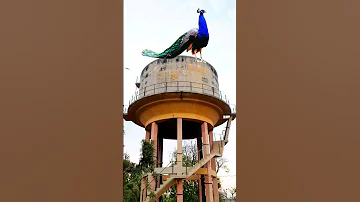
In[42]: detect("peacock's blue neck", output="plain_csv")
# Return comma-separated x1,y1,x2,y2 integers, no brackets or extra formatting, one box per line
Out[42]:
198,14,209,37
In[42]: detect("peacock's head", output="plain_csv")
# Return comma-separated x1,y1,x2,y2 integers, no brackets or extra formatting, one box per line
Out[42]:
197,8,206,14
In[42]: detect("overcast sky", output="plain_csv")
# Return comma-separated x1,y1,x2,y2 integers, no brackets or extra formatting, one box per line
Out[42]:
123,0,236,192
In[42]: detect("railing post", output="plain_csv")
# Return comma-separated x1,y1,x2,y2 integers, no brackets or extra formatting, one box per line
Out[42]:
144,87,146,96
202,84,204,93
212,87,214,96
165,82,167,92
190,82,192,92
177,81,179,91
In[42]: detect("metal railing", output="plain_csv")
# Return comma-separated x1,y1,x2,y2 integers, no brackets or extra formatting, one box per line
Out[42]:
141,159,174,201
122,105,128,114
229,104,236,114
124,81,236,114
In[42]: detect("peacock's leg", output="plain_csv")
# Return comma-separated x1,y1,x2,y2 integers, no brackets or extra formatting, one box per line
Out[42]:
199,49,206,63
194,53,200,62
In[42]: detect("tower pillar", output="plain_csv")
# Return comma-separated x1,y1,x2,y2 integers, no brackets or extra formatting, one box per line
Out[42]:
202,122,214,202
150,122,158,195
177,118,183,167
140,129,151,202
197,135,204,202
176,180,184,202
176,118,183,202
146,130,150,142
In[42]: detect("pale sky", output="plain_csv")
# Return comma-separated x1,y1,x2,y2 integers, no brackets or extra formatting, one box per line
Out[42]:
123,0,236,192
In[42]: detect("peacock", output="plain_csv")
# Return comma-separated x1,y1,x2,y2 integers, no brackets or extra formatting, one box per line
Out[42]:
141,8,209,63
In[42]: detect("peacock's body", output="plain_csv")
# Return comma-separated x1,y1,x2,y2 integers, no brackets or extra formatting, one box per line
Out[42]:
142,9,209,62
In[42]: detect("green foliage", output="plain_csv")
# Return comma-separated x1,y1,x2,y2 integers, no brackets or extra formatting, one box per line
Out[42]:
149,192,156,199
139,140,155,173
182,181,200,201
123,153,141,202
123,180,140,202
123,139,156,202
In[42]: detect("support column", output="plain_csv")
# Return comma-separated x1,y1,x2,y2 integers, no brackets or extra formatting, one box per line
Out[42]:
145,130,150,142
202,122,214,202
209,131,219,202
176,180,183,202
197,135,204,202
150,122,158,194
176,118,183,202
177,118,183,168
140,176,148,202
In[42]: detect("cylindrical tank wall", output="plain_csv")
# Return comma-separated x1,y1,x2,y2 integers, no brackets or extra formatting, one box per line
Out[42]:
137,56,221,99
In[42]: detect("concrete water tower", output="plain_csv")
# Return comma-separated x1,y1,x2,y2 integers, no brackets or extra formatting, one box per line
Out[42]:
123,56,236,202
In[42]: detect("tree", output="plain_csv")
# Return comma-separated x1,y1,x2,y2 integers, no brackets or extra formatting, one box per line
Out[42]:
123,153,141,202
216,157,230,174
123,140,156,202
219,188,229,200
138,140,155,173
229,187,236,199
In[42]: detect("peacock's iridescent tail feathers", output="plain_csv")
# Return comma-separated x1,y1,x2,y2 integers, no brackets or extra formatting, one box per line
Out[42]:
141,28,199,59
141,49,161,58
